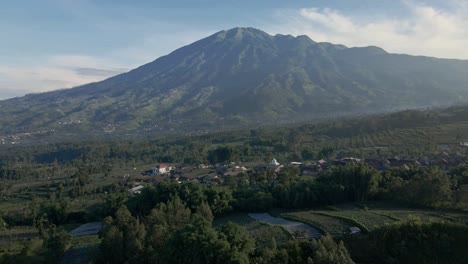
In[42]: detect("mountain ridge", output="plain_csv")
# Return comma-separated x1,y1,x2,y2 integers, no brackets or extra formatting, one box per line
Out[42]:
1,27,468,137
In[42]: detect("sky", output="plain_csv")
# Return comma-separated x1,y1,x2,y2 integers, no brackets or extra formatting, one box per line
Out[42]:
1,0,467,99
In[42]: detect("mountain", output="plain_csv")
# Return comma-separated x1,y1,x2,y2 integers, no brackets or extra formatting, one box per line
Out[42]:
1,27,468,138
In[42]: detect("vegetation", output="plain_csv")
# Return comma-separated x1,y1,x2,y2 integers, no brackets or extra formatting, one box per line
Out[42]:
1,105,468,263
345,220,468,264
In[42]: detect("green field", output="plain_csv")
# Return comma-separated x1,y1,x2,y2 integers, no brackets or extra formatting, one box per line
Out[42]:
281,204,468,235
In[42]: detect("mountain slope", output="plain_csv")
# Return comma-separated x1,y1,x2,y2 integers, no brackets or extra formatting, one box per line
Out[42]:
1,27,468,136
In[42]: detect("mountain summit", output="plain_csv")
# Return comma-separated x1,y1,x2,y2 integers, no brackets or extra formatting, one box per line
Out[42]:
1,27,468,137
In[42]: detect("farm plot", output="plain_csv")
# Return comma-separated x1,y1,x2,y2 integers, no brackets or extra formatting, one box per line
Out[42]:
373,210,468,224
311,210,397,231
282,211,352,236
0,226,39,242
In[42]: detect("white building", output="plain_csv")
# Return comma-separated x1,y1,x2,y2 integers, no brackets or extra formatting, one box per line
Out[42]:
152,164,171,175
268,158,280,168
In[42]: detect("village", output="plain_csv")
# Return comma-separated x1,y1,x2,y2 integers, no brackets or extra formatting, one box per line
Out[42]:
128,150,468,195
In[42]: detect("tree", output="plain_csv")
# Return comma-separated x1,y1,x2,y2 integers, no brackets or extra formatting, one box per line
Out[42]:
162,216,243,264
318,147,334,159
348,221,468,264
301,148,315,161
40,199,70,225
218,222,255,262
317,163,380,203
207,146,239,164
146,196,191,229
310,235,354,264
101,192,128,217
99,206,146,264
252,235,354,264
398,167,452,207
278,166,300,185
196,201,214,222
44,225,71,263
204,187,233,216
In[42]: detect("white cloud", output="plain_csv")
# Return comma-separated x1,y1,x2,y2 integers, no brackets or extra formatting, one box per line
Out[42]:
268,1,468,59
0,55,128,99
0,29,210,100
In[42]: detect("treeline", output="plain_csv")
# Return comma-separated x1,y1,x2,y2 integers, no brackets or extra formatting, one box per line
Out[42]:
345,220,468,264
99,162,467,223
230,163,464,211
96,198,354,264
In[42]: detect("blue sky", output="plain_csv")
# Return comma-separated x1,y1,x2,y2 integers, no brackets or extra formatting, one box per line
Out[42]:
1,0,467,99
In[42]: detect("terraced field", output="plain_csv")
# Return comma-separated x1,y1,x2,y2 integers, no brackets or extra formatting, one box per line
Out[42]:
282,211,352,236
371,210,468,224
281,205,468,235
0,226,38,242
314,210,397,231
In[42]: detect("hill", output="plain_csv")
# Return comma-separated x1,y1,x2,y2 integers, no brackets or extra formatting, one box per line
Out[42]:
1,27,468,139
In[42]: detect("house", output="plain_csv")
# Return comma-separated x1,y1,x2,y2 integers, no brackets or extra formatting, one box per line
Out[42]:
318,159,327,165
152,164,170,175
157,164,168,174
198,164,209,169
341,157,361,163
